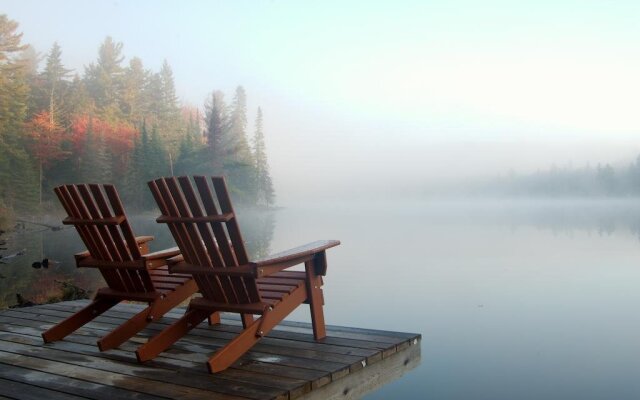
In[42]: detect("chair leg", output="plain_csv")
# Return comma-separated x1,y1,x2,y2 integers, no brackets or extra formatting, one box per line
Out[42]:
42,297,119,343
98,305,151,351
207,285,308,373
208,312,221,325
98,280,198,351
136,308,209,362
241,313,253,328
207,318,262,373
305,261,326,340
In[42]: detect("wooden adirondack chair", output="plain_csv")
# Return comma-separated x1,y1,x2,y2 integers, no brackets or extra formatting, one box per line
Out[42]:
135,176,340,373
42,183,198,351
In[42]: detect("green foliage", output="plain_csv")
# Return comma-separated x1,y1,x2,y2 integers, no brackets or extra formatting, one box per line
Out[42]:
84,36,125,121
0,15,38,212
0,16,276,214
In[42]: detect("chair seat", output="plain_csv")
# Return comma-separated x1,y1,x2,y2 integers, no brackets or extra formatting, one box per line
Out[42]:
257,270,307,302
149,265,194,294
188,271,314,313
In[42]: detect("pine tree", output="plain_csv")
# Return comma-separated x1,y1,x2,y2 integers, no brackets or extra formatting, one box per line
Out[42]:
205,91,227,174
121,57,148,125
252,108,274,207
66,74,95,116
41,42,72,128
219,86,254,202
156,60,183,159
159,60,179,120
175,111,204,176
81,117,111,183
0,15,37,212
84,36,125,121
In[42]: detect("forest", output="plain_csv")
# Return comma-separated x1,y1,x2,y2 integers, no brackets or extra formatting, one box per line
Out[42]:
475,160,640,198
0,15,274,222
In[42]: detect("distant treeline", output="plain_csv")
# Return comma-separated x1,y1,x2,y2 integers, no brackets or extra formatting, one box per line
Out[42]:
484,158,640,197
0,15,274,215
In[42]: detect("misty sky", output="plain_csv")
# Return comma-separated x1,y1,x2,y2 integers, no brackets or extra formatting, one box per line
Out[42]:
3,0,640,202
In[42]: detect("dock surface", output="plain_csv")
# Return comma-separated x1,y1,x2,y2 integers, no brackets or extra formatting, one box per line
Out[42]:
0,300,421,399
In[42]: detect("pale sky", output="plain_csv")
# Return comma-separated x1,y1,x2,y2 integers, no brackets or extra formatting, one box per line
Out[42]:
3,1,640,202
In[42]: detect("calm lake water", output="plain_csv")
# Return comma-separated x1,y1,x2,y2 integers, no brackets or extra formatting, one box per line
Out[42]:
2,198,640,399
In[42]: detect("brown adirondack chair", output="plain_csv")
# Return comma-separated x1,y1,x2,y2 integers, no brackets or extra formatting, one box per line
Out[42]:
135,176,340,373
42,183,198,351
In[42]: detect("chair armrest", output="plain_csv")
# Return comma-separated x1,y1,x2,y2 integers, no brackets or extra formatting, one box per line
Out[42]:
74,250,91,261
254,240,340,266
165,240,339,277
141,246,181,270
135,236,154,245
253,240,340,277
167,254,184,267
141,246,180,261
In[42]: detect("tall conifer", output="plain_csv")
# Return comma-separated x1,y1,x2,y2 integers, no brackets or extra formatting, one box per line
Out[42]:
252,108,274,207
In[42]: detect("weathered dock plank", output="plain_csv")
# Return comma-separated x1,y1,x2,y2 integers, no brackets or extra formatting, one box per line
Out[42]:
0,301,421,399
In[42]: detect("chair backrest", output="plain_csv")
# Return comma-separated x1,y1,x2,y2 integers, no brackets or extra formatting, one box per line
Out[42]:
54,183,155,293
148,176,261,305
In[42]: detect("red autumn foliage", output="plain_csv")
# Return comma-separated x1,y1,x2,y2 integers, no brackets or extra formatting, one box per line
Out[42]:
26,111,69,167
70,114,138,156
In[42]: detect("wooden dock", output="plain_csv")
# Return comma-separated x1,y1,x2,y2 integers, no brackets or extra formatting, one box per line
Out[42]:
0,300,421,399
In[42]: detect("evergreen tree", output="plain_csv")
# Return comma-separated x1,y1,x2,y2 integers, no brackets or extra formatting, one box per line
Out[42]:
205,91,227,174
80,117,111,183
66,74,95,115
41,42,72,128
252,108,274,207
121,57,148,125
149,124,168,179
124,122,146,209
159,60,179,120
84,36,124,121
175,111,204,176
224,86,255,201
0,15,37,212
156,59,183,158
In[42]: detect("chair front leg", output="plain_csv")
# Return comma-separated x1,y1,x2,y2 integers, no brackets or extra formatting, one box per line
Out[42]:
208,312,221,325
305,259,326,340
136,307,209,362
42,297,119,343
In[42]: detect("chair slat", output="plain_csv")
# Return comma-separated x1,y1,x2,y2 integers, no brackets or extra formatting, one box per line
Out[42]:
59,185,127,292
77,184,137,293
193,176,237,266
148,180,195,264
193,176,256,303
104,185,141,259
54,187,125,291
178,176,238,303
149,179,220,301
211,177,249,264
98,185,155,293
194,176,252,303
153,178,227,303
210,177,260,303
153,179,205,267
151,176,261,304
